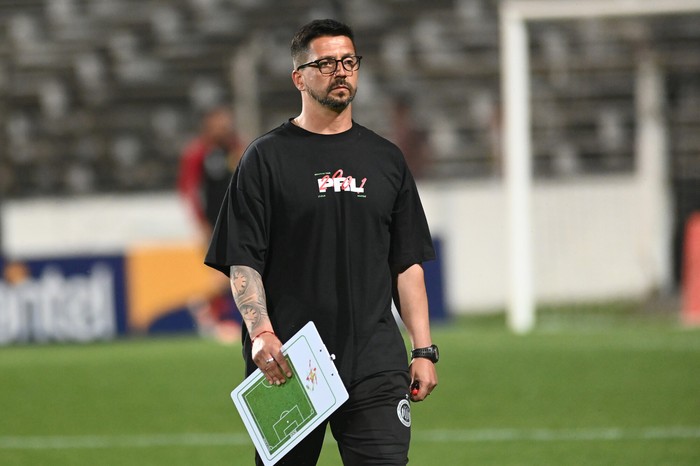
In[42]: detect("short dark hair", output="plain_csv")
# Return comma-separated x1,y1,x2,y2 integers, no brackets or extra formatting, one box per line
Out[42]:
290,19,355,67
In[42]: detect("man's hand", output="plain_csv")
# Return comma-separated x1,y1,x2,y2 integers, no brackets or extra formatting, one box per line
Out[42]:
409,357,438,402
251,331,293,385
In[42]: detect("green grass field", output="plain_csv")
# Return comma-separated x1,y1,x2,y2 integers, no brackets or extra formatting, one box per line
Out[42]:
2,305,699,465
241,355,316,454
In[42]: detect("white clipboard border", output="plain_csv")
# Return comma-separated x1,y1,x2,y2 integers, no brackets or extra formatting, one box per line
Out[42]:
231,321,348,465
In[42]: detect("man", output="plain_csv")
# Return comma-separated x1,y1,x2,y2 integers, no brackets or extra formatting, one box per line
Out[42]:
205,19,438,465
389,94,432,179
178,106,246,237
178,106,246,342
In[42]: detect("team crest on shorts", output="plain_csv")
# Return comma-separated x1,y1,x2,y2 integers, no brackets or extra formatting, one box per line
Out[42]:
397,399,411,427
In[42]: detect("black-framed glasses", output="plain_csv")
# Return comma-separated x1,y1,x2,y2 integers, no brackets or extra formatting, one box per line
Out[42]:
296,55,362,75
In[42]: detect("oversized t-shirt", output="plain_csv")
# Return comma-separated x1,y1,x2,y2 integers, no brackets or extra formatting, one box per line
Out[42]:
205,120,435,387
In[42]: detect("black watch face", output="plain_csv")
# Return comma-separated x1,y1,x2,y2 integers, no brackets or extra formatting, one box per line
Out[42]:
433,345,439,362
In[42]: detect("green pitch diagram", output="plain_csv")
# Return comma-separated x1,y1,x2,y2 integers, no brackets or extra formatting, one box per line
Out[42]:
243,356,316,453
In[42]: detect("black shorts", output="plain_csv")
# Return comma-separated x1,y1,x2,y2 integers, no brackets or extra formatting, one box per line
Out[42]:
255,370,412,466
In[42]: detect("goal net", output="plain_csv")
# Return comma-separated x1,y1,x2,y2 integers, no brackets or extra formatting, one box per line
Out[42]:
500,0,700,332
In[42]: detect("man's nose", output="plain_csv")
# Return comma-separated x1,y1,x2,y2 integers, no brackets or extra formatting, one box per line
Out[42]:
333,61,348,76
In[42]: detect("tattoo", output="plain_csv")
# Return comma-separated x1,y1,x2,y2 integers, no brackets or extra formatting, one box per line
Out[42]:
230,266,268,332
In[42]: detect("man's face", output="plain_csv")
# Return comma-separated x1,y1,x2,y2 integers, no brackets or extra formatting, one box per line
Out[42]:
205,110,234,145
296,35,358,113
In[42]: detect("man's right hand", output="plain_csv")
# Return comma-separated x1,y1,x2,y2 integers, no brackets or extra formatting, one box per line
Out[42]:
251,331,293,385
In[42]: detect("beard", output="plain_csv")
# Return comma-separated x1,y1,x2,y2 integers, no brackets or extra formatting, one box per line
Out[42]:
308,79,356,112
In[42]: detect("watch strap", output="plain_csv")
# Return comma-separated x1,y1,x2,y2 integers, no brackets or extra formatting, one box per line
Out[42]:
411,344,439,363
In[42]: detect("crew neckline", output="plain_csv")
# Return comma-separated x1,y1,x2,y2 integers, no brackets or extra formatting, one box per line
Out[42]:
284,119,358,141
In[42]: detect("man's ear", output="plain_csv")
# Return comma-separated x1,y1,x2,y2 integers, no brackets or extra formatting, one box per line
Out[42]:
291,70,305,91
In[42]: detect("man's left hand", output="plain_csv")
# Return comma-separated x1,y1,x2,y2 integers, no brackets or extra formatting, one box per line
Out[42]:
409,358,438,402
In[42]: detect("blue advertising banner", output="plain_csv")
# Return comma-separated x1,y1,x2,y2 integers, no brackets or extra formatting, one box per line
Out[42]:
0,256,127,345
0,239,446,345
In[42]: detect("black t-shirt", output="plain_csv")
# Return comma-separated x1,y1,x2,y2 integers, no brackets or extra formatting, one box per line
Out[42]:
205,120,435,387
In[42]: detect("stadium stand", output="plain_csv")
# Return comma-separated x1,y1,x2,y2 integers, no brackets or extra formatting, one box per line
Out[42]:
0,0,699,198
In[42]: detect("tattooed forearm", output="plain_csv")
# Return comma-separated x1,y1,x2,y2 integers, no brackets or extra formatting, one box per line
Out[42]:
240,304,267,330
230,266,269,333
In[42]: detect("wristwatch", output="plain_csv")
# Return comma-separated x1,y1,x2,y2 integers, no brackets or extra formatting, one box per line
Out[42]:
411,344,439,364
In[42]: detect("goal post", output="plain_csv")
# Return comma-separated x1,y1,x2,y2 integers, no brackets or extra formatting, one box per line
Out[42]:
499,0,700,333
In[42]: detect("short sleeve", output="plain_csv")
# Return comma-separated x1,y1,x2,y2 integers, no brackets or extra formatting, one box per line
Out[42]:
387,163,435,275
204,146,269,277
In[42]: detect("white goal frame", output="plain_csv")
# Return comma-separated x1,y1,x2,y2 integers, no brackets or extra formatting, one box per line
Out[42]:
499,0,700,333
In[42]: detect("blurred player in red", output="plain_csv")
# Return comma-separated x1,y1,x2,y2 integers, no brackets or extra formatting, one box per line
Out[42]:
389,94,432,179
178,106,246,343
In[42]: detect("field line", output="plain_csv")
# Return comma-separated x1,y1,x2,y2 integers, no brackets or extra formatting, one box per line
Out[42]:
0,433,250,450
412,426,700,443
1,427,700,450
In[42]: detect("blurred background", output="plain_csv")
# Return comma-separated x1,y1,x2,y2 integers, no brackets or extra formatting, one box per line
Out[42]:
2,0,700,342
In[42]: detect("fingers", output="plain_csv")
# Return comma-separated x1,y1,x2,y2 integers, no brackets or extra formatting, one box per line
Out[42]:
409,358,438,402
259,352,294,386
409,379,437,402
275,353,294,380
261,355,284,386
252,337,293,386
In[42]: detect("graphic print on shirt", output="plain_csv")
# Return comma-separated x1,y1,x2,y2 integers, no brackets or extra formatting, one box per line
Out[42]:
315,169,367,198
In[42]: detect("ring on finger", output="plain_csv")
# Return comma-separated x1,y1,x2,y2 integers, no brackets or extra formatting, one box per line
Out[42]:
265,357,274,365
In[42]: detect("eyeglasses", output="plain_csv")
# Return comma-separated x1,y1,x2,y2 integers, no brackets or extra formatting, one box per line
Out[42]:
296,55,362,75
